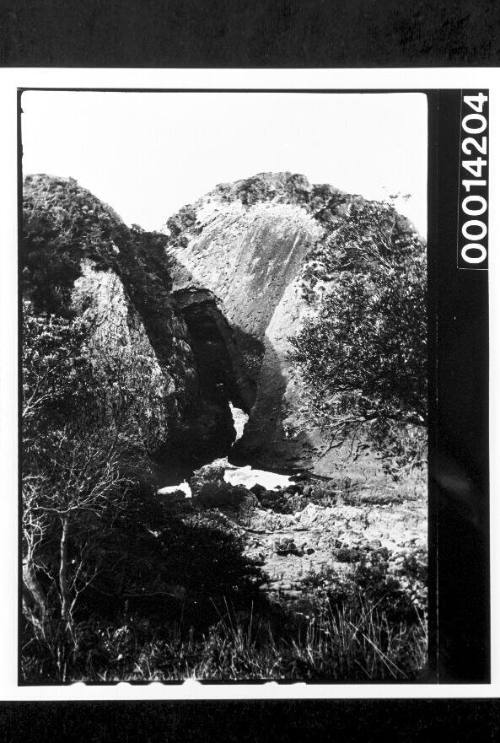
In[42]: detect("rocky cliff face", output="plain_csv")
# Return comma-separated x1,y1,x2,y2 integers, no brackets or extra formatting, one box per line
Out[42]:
166,172,415,476
22,175,251,473
23,172,423,480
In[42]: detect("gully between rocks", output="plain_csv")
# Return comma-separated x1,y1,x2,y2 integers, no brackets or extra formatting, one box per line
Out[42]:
157,403,297,498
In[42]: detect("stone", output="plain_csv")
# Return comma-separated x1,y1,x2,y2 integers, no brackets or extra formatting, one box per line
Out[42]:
250,483,267,499
167,171,424,477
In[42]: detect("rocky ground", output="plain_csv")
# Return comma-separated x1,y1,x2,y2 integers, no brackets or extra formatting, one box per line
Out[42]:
241,497,426,602
163,459,427,613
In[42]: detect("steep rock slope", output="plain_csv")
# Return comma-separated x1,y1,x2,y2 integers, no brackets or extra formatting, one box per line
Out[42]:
166,172,423,476
22,175,250,471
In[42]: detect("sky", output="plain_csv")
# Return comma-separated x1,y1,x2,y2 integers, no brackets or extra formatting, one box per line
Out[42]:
21,91,427,237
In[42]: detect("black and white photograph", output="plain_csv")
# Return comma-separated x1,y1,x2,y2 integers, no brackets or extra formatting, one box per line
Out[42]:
0,0,497,731
18,89,432,684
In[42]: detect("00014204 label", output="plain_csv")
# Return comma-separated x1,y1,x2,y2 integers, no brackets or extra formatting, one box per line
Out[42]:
457,90,489,270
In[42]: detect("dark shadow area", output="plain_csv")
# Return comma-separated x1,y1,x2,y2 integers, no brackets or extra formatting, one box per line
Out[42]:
3,698,500,743
153,286,267,477
20,485,272,684
172,287,256,413
231,338,316,474
3,0,500,69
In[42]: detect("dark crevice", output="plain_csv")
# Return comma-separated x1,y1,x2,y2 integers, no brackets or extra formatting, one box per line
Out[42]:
172,287,256,415
152,288,263,480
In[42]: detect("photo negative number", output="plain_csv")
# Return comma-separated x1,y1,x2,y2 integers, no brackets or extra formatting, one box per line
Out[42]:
458,91,489,269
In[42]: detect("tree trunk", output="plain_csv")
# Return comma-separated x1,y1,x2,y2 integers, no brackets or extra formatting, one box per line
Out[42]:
58,515,74,683
59,516,70,626
22,557,48,633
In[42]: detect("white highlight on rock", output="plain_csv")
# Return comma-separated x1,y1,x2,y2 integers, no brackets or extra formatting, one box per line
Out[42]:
229,402,249,442
157,480,192,498
223,465,294,491
157,463,294,500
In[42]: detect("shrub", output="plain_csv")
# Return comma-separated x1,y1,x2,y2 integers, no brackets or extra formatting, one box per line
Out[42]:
289,199,427,466
335,547,363,563
195,481,253,509
275,538,303,557
254,488,305,514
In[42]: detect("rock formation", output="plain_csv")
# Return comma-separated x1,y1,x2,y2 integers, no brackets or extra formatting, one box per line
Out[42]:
22,174,251,474
22,172,424,480
166,172,393,475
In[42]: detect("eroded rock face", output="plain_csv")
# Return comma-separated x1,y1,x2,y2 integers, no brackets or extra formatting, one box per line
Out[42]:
23,172,422,480
166,172,373,474
165,287,257,469
22,174,250,472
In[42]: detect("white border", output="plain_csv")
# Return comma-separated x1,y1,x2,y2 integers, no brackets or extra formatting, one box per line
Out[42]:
1,68,499,701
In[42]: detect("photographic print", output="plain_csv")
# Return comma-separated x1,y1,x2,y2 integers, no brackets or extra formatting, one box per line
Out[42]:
20,89,430,684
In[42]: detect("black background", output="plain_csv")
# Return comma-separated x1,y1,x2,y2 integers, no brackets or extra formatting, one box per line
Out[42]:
2,0,500,739
1,699,500,742
427,91,490,683
0,0,499,68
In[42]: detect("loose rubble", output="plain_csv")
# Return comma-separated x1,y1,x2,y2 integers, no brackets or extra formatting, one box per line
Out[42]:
178,461,427,611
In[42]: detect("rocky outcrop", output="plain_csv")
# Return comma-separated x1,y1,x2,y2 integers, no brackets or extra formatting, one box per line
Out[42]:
164,287,257,470
166,172,385,475
23,172,423,480
171,287,255,413
22,175,251,472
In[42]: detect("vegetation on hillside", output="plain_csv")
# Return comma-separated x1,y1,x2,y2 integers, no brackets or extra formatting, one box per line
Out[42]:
22,175,123,315
290,199,427,471
23,174,172,315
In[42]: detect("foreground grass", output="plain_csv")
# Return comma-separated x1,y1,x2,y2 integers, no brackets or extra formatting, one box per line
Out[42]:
21,472,428,684
22,593,427,683
115,607,425,682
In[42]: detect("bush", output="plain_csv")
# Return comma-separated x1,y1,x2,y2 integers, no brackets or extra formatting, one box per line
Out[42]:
195,481,254,509
275,538,303,557
254,488,305,514
289,199,427,466
335,547,363,563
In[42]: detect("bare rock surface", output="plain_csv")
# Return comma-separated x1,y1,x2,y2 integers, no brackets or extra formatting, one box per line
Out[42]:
165,171,411,476
233,492,426,600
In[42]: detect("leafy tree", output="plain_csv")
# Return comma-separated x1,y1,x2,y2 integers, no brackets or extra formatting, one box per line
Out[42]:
289,199,427,464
